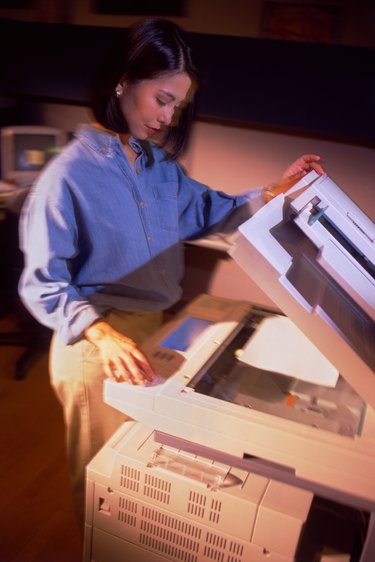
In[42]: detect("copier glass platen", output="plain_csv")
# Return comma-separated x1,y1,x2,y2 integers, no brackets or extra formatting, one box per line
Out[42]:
98,172,375,561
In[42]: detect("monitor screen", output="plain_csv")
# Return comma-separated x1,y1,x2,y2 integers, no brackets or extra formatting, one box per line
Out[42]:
1,125,66,185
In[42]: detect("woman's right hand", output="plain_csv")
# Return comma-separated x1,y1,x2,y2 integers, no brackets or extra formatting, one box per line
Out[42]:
84,320,156,385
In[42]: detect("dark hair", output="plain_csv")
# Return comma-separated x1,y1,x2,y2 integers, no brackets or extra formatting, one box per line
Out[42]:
90,18,199,159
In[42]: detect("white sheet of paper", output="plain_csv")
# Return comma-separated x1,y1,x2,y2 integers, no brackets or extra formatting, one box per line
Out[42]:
239,315,339,387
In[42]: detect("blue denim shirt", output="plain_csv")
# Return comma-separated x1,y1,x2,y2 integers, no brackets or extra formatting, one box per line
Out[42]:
18,124,263,344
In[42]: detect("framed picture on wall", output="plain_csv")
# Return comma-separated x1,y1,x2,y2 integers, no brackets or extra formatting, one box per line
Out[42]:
261,0,343,44
92,0,186,17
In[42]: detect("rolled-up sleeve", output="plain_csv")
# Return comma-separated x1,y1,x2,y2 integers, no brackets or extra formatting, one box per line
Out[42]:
18,176,101,344
174,161,264,239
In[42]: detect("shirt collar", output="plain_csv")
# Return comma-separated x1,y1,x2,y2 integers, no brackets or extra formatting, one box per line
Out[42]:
75,123,145,156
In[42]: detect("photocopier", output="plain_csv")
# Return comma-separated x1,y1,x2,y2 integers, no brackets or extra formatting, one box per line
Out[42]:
84,171,375,562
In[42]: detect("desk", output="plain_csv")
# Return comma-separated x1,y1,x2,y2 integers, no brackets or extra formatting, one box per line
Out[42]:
0,183,51,378
0,195,22,312
0,182,30,213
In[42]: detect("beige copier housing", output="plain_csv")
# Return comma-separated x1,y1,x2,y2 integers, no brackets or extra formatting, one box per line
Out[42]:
84,171,375,562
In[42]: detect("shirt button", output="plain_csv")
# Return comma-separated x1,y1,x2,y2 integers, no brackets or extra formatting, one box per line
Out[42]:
99,147,109,154
139,201,145,207
136,168,141,174
147,235,152,241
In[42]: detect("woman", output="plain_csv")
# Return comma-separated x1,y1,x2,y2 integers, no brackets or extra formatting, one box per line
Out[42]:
18,17,323,527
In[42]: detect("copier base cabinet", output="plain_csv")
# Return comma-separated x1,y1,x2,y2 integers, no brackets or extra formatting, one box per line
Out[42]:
84,422,313,562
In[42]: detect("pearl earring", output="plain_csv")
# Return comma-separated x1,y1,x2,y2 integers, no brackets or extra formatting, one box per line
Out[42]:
115,85,122,98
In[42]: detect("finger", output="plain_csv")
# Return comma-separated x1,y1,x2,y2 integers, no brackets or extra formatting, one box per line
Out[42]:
107,358,135,383
108,365,137,384
299,154,321,163
116,353,155,386
137,359,157,382
311,161,325,174
302,155,324,170
127,361,156,385
125,347,157,382
104,361,120,381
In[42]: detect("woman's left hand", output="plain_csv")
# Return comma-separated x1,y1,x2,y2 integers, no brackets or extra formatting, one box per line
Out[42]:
281,153,324,181
263,154,325,202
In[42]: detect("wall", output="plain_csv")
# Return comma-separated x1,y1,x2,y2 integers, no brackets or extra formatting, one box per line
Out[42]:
183,121,375,219
0,19,373,146
0,0,374,48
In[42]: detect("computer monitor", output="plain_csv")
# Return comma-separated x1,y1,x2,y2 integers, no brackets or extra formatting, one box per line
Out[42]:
1,125,67,186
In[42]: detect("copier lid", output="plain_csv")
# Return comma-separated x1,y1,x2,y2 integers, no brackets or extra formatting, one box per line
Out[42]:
230,171,375,409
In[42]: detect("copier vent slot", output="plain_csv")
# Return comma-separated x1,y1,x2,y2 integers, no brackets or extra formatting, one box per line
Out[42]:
143,472,171,505
203,531,244,561
140,505,201,561
119,464,140,493
187,490,207,519
270,220,375,373
117,496,137,527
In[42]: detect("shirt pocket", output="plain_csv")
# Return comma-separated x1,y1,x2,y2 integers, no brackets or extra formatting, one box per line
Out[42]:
152,181,179,232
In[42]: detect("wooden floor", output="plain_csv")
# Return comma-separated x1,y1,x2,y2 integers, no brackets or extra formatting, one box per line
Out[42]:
0,312,83,562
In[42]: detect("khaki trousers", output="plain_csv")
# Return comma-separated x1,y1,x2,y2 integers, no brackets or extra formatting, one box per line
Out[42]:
49,309,163,529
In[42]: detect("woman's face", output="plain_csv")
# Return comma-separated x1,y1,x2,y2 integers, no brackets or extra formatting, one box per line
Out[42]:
118,71,193,140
